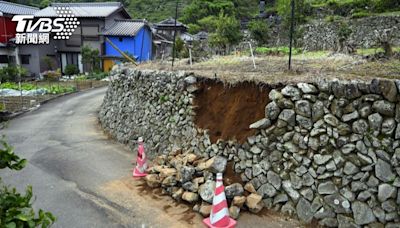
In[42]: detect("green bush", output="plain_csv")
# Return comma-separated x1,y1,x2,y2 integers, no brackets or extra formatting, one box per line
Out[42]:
41,56,55,71
0,82,76,94
351,11,372,18
255,46,302,56
0,139,26,170
209,12,242,52
64,64,79,76
0,82,36,91
373,0,400,12
188,23,201,34
86,72,108,80
248,19,270,45
324,15,344,22
276,0,310,47
42,69,61,81
0,66,28,82
81,45,100,72
0,138,56,227
174,38,188,58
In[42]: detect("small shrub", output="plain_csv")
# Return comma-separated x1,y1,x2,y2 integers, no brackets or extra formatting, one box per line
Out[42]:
351,11,372,18
337,21,354,53
173,38,190,58
0,82,75,94
42,69,61,81
74,75,87,81
86,72,108,80
188,23,201,34
0,66,28,82
373,0,400,12
81,45,100,72
325,0,372,16
324,15,343,22
248,19,270,46
159,95,169,103
0,138,56,227
255,46,302,56
64,64,79,76
41,56,54,70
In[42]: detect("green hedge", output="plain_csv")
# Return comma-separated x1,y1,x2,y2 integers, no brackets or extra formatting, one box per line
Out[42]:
255,46,302,56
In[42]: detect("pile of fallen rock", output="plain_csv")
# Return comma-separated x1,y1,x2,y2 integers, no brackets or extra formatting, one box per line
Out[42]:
144,150,264,219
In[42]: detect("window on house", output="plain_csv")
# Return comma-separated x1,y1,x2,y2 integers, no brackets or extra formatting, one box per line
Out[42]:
8,56,15,64
21,55,30,65
82,26,99,41
66,28,82,47
66,53,79,66
0,55,9,63
119,37,123,42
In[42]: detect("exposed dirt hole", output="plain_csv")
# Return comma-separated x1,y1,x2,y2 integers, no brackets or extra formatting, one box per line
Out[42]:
224,162,244,186
193,79,271,144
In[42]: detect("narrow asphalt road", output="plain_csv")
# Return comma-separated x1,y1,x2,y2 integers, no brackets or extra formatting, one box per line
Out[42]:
0,87,302,228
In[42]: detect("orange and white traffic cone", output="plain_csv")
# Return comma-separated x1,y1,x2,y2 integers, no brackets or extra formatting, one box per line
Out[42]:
203,173,237,228
132,137,148,178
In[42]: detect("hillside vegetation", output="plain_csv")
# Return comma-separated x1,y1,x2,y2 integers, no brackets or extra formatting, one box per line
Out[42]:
8,0,400,23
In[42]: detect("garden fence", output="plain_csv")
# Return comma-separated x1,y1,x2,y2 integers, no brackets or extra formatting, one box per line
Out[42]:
0,80,108,113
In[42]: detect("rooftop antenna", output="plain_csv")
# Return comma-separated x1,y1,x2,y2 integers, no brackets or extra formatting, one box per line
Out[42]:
172,0,179,69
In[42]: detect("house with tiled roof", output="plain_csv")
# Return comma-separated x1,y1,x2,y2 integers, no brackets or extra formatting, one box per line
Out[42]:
0,1,39,70
152,18,194,59
102,19,152,72
153,18,191,41
30,2,132,75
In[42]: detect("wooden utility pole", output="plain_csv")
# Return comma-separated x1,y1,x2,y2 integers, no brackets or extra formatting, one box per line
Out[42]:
248,42,256,69
189,46,193,68
288,0,295,70
172,0,179,68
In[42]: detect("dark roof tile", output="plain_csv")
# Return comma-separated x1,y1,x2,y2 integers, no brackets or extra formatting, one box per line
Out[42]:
0,1,39,15
102,19,148,36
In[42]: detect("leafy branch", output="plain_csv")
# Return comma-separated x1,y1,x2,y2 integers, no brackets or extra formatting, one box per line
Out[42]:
0,136,56,228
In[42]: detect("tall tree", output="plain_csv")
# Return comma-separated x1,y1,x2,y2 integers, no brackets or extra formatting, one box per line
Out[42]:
276,0,308,46
209,12,242,54
181,0,259,33
248,19,270,45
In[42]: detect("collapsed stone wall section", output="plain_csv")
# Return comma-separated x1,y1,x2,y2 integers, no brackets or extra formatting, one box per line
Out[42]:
99,65,400,227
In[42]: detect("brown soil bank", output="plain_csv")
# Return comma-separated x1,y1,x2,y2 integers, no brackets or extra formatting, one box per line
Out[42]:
193,79,271,143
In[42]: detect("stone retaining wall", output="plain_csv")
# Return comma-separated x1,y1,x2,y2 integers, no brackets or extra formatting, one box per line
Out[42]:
301,16,400,51
99,67,201,157
239,79,400,227
99,66,400,227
